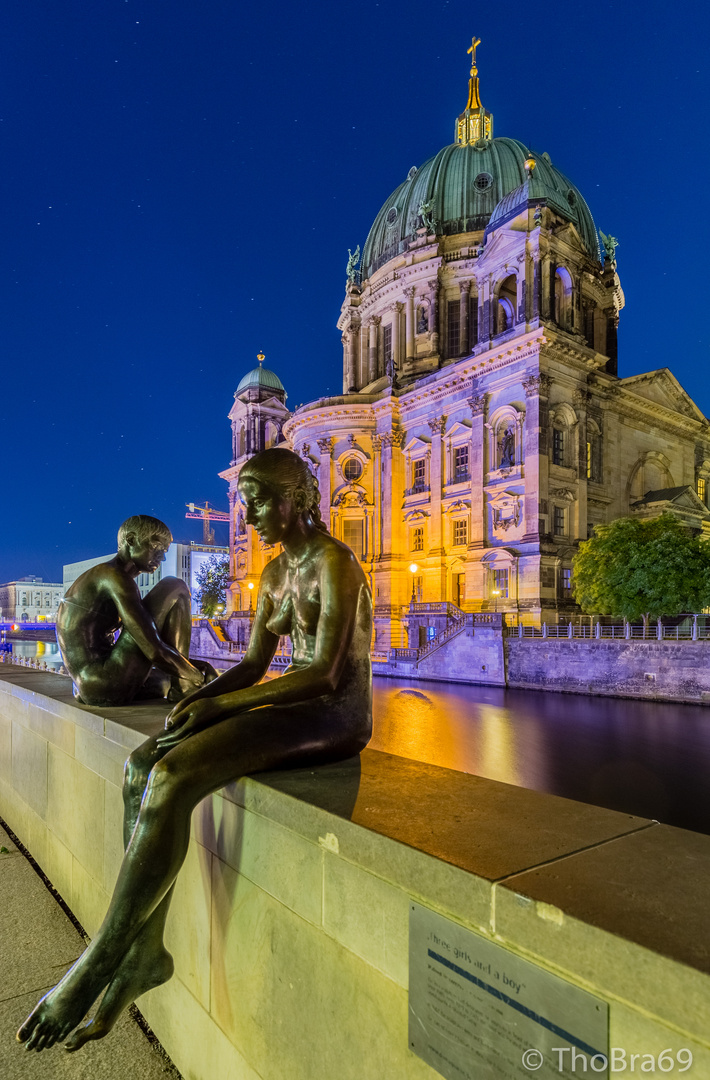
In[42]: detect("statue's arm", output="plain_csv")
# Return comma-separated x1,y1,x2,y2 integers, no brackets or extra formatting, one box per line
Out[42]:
176,573,280,704
159,546,362,743
106,569,201,683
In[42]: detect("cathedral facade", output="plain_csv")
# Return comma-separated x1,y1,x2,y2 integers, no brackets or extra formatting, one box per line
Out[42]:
220,46,710,650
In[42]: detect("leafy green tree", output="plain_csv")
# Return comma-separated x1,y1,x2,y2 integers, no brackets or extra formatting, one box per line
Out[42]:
572,513,710,624
194,554,229,618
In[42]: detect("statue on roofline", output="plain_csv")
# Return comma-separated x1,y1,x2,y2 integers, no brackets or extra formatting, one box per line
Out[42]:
346,245,360,283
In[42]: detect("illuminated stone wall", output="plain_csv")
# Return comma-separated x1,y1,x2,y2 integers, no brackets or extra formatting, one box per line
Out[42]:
1,669,710,1078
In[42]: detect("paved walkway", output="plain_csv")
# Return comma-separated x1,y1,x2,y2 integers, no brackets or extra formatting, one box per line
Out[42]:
0,822,178,1079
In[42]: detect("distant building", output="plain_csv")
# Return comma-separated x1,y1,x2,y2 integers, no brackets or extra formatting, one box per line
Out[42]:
62,542,228,615
0,578,63,623
220,44,710,647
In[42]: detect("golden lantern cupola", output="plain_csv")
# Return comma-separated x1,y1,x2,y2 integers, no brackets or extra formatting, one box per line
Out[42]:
455,36,493,145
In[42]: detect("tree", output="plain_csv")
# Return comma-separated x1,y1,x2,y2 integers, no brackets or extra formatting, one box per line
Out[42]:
194,554,229,618
572,513,710,624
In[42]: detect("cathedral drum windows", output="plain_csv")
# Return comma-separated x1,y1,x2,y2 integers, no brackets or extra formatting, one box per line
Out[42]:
446,300,460,359
494,274,517,336
554,266,574,329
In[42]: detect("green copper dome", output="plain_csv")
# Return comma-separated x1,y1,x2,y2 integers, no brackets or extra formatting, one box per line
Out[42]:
236,361,285,396
361,139,599,277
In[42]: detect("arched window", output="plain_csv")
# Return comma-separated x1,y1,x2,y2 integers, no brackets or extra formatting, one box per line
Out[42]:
238,426,246,457
495,275,517,335
265,421,279,449
554,267,573,328
585,419,603,483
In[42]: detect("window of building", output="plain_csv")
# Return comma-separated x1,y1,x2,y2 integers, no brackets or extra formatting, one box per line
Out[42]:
447,300,460,358
493,568,509,598
562,568,573,593
383,324,392,365
697,478,707,505
342,519,364,560
413,458,427,491
541,567,555,589
412,526,424,552
453,519,468,546
454,572,466,607
496,275,517,335
553,506,566,535
469,295,478,347
586,441,592,480
343,456,363,482
414,576,423,602
552,428,565,466
454,445,469,482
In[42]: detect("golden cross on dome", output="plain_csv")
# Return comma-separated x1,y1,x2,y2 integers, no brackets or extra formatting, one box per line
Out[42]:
467,36,481,75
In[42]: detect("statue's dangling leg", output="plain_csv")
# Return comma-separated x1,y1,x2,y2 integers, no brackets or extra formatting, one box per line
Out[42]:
66,738,177,1051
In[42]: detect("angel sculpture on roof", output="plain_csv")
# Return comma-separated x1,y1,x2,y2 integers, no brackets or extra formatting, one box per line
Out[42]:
346,245,360,283
599,231,619,264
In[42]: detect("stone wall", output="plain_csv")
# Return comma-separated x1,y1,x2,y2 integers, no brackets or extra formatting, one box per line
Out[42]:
1,669,710,1078
507,638,710,703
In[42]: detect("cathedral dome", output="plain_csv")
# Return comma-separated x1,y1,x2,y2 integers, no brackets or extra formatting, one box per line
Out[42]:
235,353,285,397
361,139,599,278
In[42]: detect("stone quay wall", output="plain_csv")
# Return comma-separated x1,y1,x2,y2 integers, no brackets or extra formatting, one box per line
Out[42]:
1,668,710,1078
507,638,710,704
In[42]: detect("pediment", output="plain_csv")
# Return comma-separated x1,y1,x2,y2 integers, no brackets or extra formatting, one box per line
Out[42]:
553,220,587,256
620,369,706,422
445,421,472,440
403,436,431,454
478,230,521,266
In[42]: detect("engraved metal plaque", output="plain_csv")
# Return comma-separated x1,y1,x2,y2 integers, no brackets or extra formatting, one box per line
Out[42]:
409,903,608,1079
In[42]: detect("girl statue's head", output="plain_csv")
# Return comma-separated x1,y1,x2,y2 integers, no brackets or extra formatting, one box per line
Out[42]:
238,447,329,533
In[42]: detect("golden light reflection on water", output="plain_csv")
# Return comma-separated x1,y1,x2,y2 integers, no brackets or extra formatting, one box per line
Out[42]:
370,682,550,791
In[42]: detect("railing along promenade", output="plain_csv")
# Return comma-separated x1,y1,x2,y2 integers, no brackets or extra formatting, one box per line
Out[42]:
508,615,710,641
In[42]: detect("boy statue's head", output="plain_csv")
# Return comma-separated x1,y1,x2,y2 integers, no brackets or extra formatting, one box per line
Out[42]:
117,515,173,552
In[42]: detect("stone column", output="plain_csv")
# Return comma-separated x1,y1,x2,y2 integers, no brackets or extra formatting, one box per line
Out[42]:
459,281,470,356
404,288,415,360
317,437,334,530
341,335,349,395
372,434,383,559
479,277,491,345
428,279,440,356
368,317,380,383
360,328,369,387
468,394,487,549
541,253,552,321
521,372,551,542
392,302,403,371
574,387,590,541
427,416,447,599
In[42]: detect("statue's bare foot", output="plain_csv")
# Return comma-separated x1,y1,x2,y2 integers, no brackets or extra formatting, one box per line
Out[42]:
16,962,105,1052
65,943,173,1052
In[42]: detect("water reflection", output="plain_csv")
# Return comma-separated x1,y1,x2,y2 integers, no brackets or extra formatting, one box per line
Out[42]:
371,678,710,835
7,640,63,666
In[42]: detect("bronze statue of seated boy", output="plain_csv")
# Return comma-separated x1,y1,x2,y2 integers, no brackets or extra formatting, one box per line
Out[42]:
56,515,214,706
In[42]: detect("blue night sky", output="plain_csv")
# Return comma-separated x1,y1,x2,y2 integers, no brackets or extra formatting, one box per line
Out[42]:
1,0,707,583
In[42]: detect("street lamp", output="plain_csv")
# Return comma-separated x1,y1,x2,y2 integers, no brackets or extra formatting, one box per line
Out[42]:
492,589,501,613
247,581,255,611
409,563,418,607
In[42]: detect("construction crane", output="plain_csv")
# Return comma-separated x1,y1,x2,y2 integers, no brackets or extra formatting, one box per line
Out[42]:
185,501,230,545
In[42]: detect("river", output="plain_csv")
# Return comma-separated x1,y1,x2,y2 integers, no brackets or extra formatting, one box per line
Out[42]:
4,642,709,834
